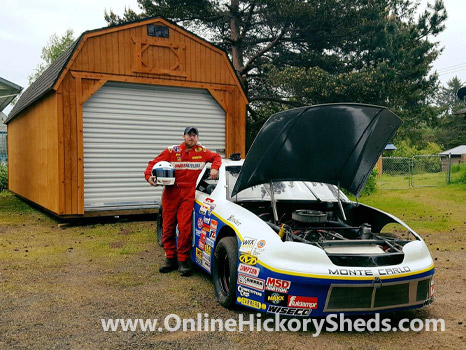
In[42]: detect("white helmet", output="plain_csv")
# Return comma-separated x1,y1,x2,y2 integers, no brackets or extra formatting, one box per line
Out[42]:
152,161,175,185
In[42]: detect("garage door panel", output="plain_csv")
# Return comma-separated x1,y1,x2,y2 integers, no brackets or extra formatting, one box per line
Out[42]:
83,82,225,211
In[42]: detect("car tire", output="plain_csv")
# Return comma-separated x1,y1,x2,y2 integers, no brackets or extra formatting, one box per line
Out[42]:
213,236,238,308
156,206,163,247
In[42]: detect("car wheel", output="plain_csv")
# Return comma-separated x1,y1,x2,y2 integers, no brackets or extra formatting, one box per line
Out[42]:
213,236,238,308
156,206,163,247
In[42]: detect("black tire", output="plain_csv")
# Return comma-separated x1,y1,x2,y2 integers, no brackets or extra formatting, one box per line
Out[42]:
213,236,238,308
156,206,163,247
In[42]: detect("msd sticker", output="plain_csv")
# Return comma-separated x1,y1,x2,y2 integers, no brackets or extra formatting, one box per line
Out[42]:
266,277,291,293
238,263,260,277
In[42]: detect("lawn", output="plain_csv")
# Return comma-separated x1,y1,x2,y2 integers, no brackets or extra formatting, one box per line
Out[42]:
1,184,465,349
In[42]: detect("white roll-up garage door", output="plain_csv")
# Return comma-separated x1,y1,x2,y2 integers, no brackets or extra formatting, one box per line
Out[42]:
82,82,225,211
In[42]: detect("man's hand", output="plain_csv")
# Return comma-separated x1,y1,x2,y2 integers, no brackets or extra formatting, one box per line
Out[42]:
209,169,219,180
148,176,158,186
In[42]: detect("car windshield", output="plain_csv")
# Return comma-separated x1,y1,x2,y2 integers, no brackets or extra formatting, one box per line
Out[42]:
226,166,348,202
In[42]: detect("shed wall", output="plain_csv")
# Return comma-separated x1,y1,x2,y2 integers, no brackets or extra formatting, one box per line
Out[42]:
8,93,59,213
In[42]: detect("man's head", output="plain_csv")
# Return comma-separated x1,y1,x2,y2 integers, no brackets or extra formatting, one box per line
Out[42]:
183,126,199,149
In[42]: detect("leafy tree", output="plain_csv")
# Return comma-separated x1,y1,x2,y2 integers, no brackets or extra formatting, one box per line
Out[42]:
28,29,75,84
105,1,447,147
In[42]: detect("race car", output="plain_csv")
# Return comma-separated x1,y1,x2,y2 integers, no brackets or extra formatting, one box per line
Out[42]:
161,103,435,316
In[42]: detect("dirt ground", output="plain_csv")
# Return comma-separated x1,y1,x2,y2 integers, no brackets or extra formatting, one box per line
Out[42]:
0,192,465,349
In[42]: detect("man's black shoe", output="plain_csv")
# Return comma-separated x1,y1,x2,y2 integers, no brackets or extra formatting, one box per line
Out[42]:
178,260,192,277
159,257,178,273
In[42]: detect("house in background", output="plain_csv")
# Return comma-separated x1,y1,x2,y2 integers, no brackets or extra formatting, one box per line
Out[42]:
0,77,22,162
439,145,466,170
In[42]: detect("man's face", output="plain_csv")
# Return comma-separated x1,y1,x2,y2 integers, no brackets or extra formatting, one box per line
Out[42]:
183,132,198,149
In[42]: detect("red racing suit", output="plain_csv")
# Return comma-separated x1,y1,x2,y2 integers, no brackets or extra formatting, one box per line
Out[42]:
144,142,222,261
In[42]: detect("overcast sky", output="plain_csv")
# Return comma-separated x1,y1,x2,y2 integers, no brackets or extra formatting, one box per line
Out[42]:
1,0,465,114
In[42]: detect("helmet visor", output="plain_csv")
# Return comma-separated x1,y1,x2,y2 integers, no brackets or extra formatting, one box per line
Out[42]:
153,168,175,178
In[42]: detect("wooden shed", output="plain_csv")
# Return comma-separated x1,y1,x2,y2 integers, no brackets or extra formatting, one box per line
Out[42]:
6,17,248,217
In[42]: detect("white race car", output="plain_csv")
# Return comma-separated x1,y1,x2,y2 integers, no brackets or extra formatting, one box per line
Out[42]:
162,103,435,316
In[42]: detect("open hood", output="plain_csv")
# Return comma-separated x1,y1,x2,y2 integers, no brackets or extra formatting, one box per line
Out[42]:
232,103,402,197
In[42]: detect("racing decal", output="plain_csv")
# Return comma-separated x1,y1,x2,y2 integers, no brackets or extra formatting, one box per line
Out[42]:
430,278,435,297
251,239,267,256
328,266,411,276
205,238,215,247
239,254,257,266
237,297,266,310
238,286,263,298
196,248,202,261
197,217,203,229
238,274,265,291
266,305,311,317
199,240,205,250
195,229,202,236
227,215,241,226
210,219,217,239
239,237,256,253
287,296,318,309
238,263,260,277
265,291,287,306
204,244,212,255
203,217,211,225
202,251,211,271
172,162,205,170
266,277,291,293
204,198,215,204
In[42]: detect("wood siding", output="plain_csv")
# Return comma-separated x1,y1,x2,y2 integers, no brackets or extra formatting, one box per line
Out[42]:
11,18,247,216
8,93,60,213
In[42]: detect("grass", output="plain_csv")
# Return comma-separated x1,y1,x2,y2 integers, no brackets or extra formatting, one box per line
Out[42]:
0,188,465,348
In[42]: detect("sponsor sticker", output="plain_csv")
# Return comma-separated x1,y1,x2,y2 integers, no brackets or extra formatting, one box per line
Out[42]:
239,254,257,266
238,263,260,277
238,274,265,291
237,297,266,310
266,305,311,316
265,290,287,306
266,277,291,293
196,248,202,261
201,258,211,271
239,237,257,253
197,217,203,229
210,219,218,230
205,238,215,247
205,198,215,204
257,240,266,248
227,215,241,226
203,217,211,225
198,240,205,250
287,296,318,309
237,285,263,298
204,244,212,255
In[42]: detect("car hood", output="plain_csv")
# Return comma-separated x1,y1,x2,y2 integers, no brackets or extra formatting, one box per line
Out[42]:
232,103,402,197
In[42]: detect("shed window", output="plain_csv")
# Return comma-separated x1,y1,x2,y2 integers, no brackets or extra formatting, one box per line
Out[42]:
147,24,169,38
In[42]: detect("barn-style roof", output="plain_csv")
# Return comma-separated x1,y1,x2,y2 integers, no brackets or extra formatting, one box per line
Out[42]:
6,16,245,124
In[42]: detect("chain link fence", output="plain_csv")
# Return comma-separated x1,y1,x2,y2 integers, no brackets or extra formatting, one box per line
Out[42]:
377,157,411,189
377,154,454,190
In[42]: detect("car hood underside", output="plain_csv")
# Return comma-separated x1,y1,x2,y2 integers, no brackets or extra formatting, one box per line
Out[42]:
232,103,402,197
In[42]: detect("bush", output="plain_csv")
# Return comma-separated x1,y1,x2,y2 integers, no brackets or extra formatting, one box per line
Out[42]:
450,163,466,184
361,168,378,196
0,162,7,191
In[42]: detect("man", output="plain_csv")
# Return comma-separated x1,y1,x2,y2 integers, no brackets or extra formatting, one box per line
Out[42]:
145,127,222,276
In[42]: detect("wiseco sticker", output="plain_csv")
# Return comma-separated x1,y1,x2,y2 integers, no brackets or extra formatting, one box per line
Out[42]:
238,263,260,277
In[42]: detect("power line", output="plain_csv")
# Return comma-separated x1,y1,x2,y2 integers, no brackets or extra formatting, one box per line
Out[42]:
437,63,466,73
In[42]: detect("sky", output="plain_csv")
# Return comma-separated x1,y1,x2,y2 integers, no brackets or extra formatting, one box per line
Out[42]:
1,0,465,115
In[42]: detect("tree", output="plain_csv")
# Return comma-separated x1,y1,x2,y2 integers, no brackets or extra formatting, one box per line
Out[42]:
105,1,447,146
435,76,465,114
28,29,76,84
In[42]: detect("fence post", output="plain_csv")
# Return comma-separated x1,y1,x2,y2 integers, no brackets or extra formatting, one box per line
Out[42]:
448,153,451,184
